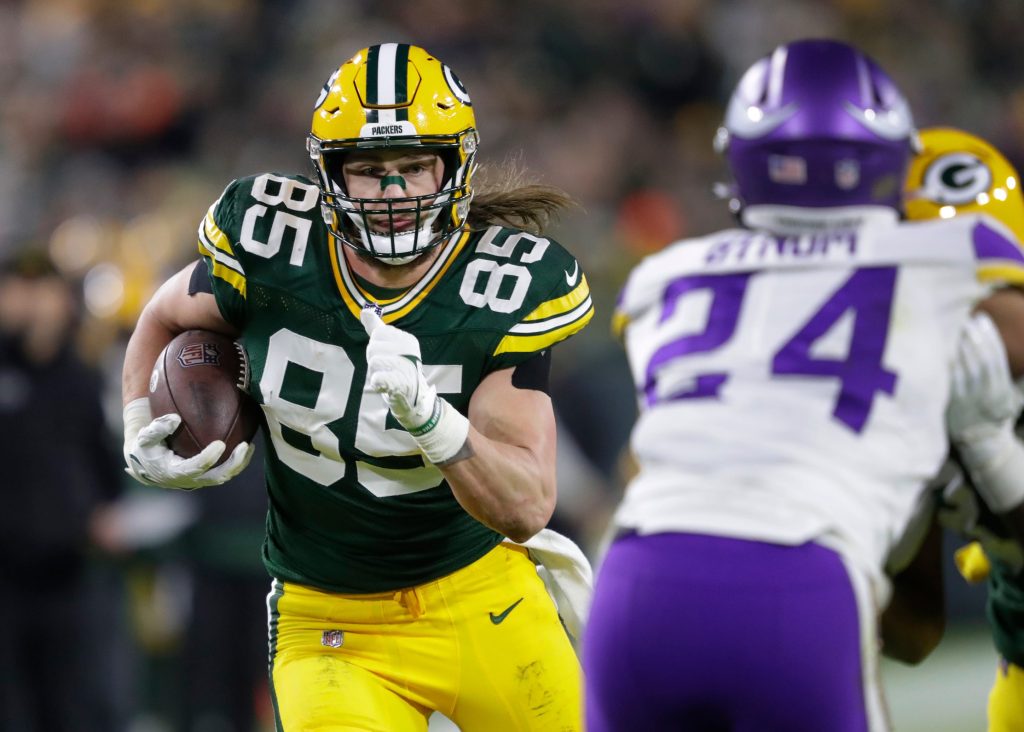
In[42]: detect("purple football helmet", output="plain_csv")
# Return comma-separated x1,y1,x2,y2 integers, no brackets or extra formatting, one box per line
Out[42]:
715,39,918,216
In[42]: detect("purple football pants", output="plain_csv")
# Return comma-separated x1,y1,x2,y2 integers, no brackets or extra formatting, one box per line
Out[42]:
584,532,875,732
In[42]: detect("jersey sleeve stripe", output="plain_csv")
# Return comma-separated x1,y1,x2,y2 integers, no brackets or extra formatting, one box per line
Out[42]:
200,243,247,297
493,301,594,355
198,225,244,275
522,276,591,322
198,219,247,298
972,220,1024,285
611,310,629,339
973,219,1024,263
508,296,593,335
976,264,1024,286
202,207,241,258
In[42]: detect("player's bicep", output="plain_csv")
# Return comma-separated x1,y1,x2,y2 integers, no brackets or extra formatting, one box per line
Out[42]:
469,367,556,467
145,262,237,337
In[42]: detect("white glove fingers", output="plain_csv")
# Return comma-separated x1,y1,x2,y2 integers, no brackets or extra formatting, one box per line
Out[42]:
137,413,182,444
224,440,255,472
179,440,227,474
967,312,1011,387
204,441,255,483
951,345,968,399
972,311,1006,365
360,306,384,335
949,311,1023,430
369,365,403,393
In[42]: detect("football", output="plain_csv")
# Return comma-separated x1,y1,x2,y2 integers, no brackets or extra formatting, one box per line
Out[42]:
148,329,260,465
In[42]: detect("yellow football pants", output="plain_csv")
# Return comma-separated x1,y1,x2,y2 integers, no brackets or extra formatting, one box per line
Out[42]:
988,657,1024,732
267,543,582,731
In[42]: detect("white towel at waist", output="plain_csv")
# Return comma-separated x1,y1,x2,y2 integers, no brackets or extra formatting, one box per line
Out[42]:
505,528,593,640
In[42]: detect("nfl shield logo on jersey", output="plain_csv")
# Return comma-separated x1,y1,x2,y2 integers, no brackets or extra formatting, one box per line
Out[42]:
321,629,344,648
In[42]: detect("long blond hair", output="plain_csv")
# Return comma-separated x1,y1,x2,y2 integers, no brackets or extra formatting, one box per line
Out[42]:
466,162,576,234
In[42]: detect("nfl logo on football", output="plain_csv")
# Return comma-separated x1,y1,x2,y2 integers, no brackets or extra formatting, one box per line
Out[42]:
177,342,221,368
321,629,344,648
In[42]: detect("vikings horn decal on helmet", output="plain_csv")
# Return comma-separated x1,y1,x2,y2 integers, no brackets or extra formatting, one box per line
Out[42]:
307,44,479,263
714,39,919,232
904,127,1024,245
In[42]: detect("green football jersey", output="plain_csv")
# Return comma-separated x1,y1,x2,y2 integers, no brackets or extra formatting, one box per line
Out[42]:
987,561,1024,666
197,172,594,593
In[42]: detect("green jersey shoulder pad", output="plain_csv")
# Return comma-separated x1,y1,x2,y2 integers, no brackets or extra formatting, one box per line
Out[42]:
454,225,594,370
198,173,323,326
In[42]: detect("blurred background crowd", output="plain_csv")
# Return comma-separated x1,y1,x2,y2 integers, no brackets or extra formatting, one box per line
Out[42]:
2,0,1022,730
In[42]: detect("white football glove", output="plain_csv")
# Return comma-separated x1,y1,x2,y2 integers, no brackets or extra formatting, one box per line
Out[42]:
946,312,1024,512
938,474,1024,573
123,397,254,490
360,307,469,464
948,312,1023,434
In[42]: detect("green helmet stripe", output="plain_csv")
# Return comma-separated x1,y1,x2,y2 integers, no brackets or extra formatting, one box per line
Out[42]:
394,44,410,121
365,44,380,105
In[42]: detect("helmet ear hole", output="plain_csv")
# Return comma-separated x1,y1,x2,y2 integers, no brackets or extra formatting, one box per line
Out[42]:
323,151,348,193
438,149,460,186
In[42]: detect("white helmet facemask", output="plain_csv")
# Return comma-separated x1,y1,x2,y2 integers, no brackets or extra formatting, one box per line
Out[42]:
329,175,451,265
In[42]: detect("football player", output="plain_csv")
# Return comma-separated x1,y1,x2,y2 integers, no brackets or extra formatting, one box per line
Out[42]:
585,40,1024,731
121,44,592,731
893,127,1024,730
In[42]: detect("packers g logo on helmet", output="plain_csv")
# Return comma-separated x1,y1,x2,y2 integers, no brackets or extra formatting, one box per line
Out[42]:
919,152,992,206
307,43,479,263
442,65,471,106
904,127,1024,244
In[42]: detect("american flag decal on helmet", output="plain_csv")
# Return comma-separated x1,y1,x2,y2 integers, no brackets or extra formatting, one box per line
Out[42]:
768,154,807,185
176,342,221,368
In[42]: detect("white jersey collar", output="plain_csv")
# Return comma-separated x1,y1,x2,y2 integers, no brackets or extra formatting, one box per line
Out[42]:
741,205,899,236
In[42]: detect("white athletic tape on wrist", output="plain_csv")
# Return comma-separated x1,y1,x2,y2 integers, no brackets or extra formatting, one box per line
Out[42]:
410,398,470,465
956,426,1024,513
123,397,154,447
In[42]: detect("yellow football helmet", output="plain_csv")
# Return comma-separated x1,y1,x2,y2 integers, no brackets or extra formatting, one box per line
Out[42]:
904,127,1024,244
307,43,478,262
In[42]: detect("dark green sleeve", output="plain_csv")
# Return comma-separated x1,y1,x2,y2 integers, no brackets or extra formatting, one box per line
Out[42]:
486,237,594,372
197,179,248,328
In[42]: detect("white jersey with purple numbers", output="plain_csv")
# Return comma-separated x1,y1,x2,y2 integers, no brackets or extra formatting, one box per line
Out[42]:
613,214,1024,583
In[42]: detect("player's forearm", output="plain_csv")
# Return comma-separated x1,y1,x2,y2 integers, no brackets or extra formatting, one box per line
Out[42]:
440,429,555,543
123,266,235,405
880,520,946,665
122,306,179,404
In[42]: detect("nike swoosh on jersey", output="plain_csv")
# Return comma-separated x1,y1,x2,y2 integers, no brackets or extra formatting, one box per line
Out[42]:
565,261,580,286
489,597,524,624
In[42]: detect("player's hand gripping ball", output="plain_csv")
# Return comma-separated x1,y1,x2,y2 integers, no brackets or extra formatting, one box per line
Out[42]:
124,330,259,490
148,329,260,463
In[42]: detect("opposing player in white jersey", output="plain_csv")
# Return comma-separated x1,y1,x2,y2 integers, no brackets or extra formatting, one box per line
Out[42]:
584,39,1024,731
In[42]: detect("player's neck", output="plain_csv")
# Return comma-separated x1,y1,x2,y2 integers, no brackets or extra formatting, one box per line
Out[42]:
343,245,444,290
